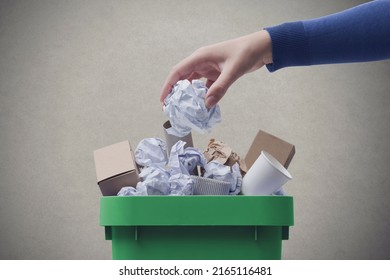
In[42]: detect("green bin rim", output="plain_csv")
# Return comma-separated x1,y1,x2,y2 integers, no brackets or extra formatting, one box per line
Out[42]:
100,196,294,226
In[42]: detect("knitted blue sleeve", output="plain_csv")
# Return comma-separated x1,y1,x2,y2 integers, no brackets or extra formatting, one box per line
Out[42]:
265,0,390,72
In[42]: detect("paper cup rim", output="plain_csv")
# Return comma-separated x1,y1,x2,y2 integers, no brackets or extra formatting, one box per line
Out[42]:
261,151,292,180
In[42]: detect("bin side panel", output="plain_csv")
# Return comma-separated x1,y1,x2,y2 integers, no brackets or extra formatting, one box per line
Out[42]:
111,226,282,260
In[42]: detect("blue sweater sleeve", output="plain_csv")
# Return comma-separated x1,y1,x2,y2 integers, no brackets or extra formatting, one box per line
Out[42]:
265,0,390,72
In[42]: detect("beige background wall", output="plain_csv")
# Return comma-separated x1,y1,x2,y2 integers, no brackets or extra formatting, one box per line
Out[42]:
1,0,389,259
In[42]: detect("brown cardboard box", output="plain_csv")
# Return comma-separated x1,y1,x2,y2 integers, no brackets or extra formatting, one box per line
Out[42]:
93,140,140,196
244,130,295,170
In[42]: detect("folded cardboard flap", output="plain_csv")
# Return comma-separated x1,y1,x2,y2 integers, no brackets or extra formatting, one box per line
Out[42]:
244,130,295,170
93,140,140,196
98,171,139,196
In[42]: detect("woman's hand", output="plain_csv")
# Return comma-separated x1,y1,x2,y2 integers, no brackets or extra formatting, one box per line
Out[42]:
160,30,273,108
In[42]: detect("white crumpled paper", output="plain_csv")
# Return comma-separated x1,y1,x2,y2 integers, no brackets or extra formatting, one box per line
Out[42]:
118,138,247,196
163,79,222,137
135,138,168,168
118,139,197,196
168,140,206,175
136,166,171,195
169,173,194,195
117,186,137,196
203,161,242,195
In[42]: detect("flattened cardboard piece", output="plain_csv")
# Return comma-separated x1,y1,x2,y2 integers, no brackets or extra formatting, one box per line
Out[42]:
244,130,295,170
93,140,140,196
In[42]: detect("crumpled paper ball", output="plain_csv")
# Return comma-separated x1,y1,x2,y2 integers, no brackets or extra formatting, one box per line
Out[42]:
135,138,168,168
168,140,206,175
163,79,221,137
136,166,171,195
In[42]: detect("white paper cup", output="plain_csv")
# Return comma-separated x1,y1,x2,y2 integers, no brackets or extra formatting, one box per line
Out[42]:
242,151,292,195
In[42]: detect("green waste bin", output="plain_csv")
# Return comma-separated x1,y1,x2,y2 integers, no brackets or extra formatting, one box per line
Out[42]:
100,196,294,260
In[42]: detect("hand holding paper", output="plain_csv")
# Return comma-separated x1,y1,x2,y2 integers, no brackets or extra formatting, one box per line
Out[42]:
163,79,221,137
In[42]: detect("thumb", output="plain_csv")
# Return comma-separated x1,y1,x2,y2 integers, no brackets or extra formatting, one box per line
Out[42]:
205,66,237,108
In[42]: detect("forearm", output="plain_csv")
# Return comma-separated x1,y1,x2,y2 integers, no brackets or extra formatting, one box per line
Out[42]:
265,0,390,72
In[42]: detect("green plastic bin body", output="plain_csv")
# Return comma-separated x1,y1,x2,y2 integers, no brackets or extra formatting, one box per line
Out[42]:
100,196,294,260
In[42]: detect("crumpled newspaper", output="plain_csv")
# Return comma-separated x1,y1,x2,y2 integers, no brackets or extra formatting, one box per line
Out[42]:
204,139,247,174
203,161,242,195
163,79,222,137
168,140,206,175
135,138,168,168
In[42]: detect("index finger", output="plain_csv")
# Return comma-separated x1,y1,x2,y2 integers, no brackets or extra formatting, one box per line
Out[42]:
160,55,200,103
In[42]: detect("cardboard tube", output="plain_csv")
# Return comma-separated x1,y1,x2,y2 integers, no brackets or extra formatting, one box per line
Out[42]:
163,120,194,156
